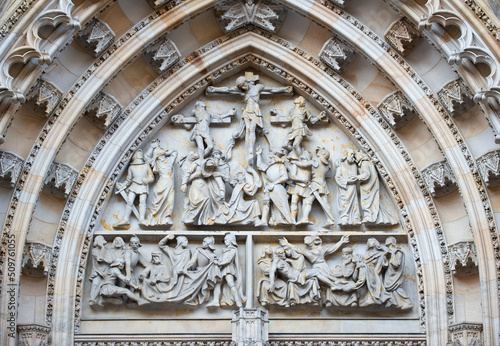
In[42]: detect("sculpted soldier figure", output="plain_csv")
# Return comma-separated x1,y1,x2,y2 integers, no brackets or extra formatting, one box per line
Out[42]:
114,150,154,228
306,147,335,226
206,72,293,165
124,235,148,281
89,236,109,306
287,150,317,224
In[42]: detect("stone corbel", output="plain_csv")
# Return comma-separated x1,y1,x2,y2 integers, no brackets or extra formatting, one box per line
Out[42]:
18,323,51,346
421,159,458,197
28,80,63,117
0,150,24,188
477,149,500,187
214,0,286,34
85,92,122,128
144,37,181,74
384,18,422,56
146,0,170,9
232,307,269,346
319,38,355,74
76,19,115,57
448,322,483,345
327,0,348,8
438,79,475,117
377,90,417,129
448,241,479,276
43,161,78,199
21,242,52,278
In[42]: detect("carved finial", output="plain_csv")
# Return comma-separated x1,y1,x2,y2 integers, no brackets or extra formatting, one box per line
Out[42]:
377,90,417,129
319,38,355,73
43,161,79,199
0,150,24,188
85,92,122,128
144,37,181,74
22,242,52,277
28,80,62,117
76,19,115,57
438,79,475,117
384,18,422,56
421,159,458,197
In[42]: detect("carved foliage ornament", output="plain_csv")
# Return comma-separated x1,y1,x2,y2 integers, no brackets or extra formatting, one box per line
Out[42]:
384,18,422,56
377,90,417,129
86,92,122,128
76,19,115,57
319,38,356,73
144,37,181,74
438,79,475,117
43,161,79,199
22,242,52,277
448,241,479,276
28,80,62,117
0,150,24,188
477,149,500,187
214,0,286,34
421,159,458,197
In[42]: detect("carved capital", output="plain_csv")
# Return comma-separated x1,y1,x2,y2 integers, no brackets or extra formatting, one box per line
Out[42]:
438,79,475,117
86,92,122,128
384,18,421,56
422,160,457,197
76,19,115,57
28,80,62,117
18,323,51,346
0,150,24,188
448,241,479,276
144,37,181,74
477,149,500,187
22,242,52,278
232,307,269,345
319,38,355,73
43,161,78,199
214,0,286,34
377,90,417,129
449,322,483,345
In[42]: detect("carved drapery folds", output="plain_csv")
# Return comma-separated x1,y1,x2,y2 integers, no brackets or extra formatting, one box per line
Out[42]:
477,149,500,187
144,37,181,74
17,323,51,346
384,18,421,56
449,322,483,345
422,159,458,197
232,308,269,345
438,79,475,117
319,38,356,73
76,19,115,57
85,92,122,128
0,150,24,188
214,0,286,34
28,80,62,117
22,242,52,277
43,161,78,199
377,91,417,129
448,241,479,276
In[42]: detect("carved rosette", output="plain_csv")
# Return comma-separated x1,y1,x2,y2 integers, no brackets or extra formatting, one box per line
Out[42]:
146,0,170,9
28,80,62,117
448,241,479,276
214,0,286,34
449,322,483,345
17,323,51,346
319,38,356,73
76,19,115,57
421,160,458,197
43,161,78,199
144,37,181,74
232,307,269,345
438,79,475,117
477,149,500,187
377,90,417,129
86,92,122,128
384,18,422,56
0,150,24,188
22,242,52,277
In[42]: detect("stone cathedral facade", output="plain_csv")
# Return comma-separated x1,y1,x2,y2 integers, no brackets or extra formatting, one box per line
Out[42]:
0,0,499,345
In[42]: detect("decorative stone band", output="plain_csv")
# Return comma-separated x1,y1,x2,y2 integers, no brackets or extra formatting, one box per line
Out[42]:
144,37,181,75
27,80,63,117
85,92,123,129
17,323,51,346
384,18,422,57
43,161,79,199
377,90,417,129
448,241,479,276
421,159,458,198
21,241,52,277
437,79,475,117
74,340,426,346
214,0,286,34
319,37,356,74
0,150,24,188
76,18,115,58
448,322,483,345
476,149,500,187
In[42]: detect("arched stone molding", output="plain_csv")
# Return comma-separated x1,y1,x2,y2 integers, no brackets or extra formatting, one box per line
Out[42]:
0,0,498,345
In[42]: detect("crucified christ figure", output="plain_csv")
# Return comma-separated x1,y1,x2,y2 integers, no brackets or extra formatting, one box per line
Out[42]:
206,72,293,165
